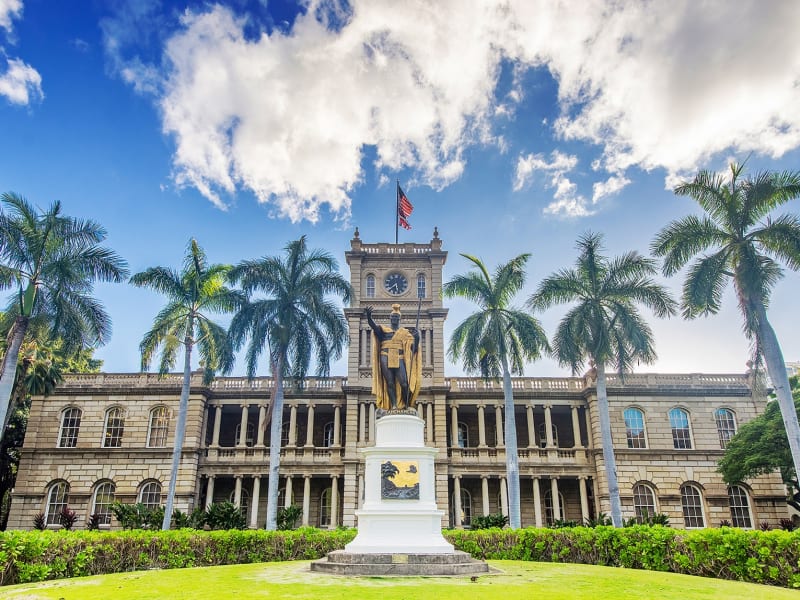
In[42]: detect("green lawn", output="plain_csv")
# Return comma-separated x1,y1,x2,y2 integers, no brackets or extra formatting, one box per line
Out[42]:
1,561,795,600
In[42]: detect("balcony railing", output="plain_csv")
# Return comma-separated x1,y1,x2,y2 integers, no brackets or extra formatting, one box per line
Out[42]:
57,373,348,391
448,446,589,465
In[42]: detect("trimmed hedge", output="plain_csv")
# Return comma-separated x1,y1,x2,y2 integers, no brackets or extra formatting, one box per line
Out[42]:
445,526,800,588
0,527,356,585
0,526,798,588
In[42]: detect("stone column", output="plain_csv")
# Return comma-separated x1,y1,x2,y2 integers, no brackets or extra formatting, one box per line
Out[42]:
238,404,249,446
572,405,583,448
481,476,490,516
417,401,424,420
426,402,434,443
233,475,243,507
550,477,561,521
477,404,487,447
330,475,339,528
285,475,293,508
211,405,222,447
368,403,376,442
250,477,261,529
544,404,555,448
450,404,459,447
358,402,366,443
532,477,543,528
205,475,215,509
288,405,298,446
584,408,593,449
302,476,311,526
579,476,590,523
358,474,365,509
256,404,267,446
305,404,315,448
453,476,462,528
495,405,504,447
333,405,341,446
200,406,209,447
499,476,508,517
526,404,535,448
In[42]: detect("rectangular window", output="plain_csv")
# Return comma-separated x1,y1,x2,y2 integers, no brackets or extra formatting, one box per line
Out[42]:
669,409,692,449
103,409,125,448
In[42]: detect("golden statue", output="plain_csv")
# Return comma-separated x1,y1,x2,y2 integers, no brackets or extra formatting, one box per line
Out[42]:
365,304,421,410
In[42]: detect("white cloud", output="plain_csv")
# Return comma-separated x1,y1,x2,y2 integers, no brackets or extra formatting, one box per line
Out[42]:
0,1,43,106
0,0,21,34
0,56,42,104
592,175,630,203
110,1,800,221
514,150,590,217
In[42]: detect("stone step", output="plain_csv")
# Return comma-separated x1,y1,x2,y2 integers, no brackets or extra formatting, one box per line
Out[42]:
310,550,491,576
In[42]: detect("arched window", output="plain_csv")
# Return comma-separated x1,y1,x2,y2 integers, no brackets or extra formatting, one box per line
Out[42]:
669,408,692,449
623,408,647,449
544,490,566,525
538,422,559,448
91,481,116,526
417,274,426,299
138,480,162,509
320,488,332,528
45,481,69,526
457,422,469,448
147,406,170,448
715,408,737,449
235,421,255,447
365,274,376,298
323,422,335,447
632,483,657,523
728,485,752,528
229,489,251,518
450,488,472,527
680,484,705,528
58,407,82,448
103,407,125,448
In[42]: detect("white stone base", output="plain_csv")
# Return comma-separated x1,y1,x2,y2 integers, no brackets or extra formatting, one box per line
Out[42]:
345,413,454,555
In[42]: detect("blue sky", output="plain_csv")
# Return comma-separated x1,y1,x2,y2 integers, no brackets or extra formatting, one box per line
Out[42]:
1,0,800,377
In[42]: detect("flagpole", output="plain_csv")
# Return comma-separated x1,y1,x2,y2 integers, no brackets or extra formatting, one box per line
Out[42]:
395,179,400,245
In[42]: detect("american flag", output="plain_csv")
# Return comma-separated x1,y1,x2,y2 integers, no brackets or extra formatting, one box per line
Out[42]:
398,184,413,230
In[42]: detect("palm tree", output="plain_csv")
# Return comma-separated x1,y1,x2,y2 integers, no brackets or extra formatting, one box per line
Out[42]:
443,254,549,529
529,233,676,527
131,239,242,530
229,236,351,530
0,192,128,442
652,162,800,489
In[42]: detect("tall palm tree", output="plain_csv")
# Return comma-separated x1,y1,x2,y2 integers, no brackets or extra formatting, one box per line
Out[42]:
131,239,242,530
0,192,128,442
443,254,549,529
529,233,676,527
229,236,351,530
652,162,800,489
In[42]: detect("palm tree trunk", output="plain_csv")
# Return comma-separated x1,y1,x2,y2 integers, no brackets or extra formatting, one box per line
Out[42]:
162,332,193,530
754,303,800,486
501,355,521,529
595,361,623,527
265,353,285,530
0,317,28,443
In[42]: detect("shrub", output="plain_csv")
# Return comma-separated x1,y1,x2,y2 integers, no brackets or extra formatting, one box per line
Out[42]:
277,505,302,531
585,513,612,527
58,507,78,530
779,518,795,532
86,514,102,531
205,502,246,530
32,512,46,531
110,503,163,530
470,513,509,529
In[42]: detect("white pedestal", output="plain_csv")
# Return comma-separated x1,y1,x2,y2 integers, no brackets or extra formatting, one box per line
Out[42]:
345,413,454,554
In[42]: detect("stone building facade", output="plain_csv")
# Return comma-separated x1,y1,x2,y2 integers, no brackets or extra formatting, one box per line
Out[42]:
7,231,788,530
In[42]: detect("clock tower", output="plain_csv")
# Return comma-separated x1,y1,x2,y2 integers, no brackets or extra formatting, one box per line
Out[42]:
344,227,448,388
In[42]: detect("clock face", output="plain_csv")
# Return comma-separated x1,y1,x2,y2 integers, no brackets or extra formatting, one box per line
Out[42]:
383,272,408,295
